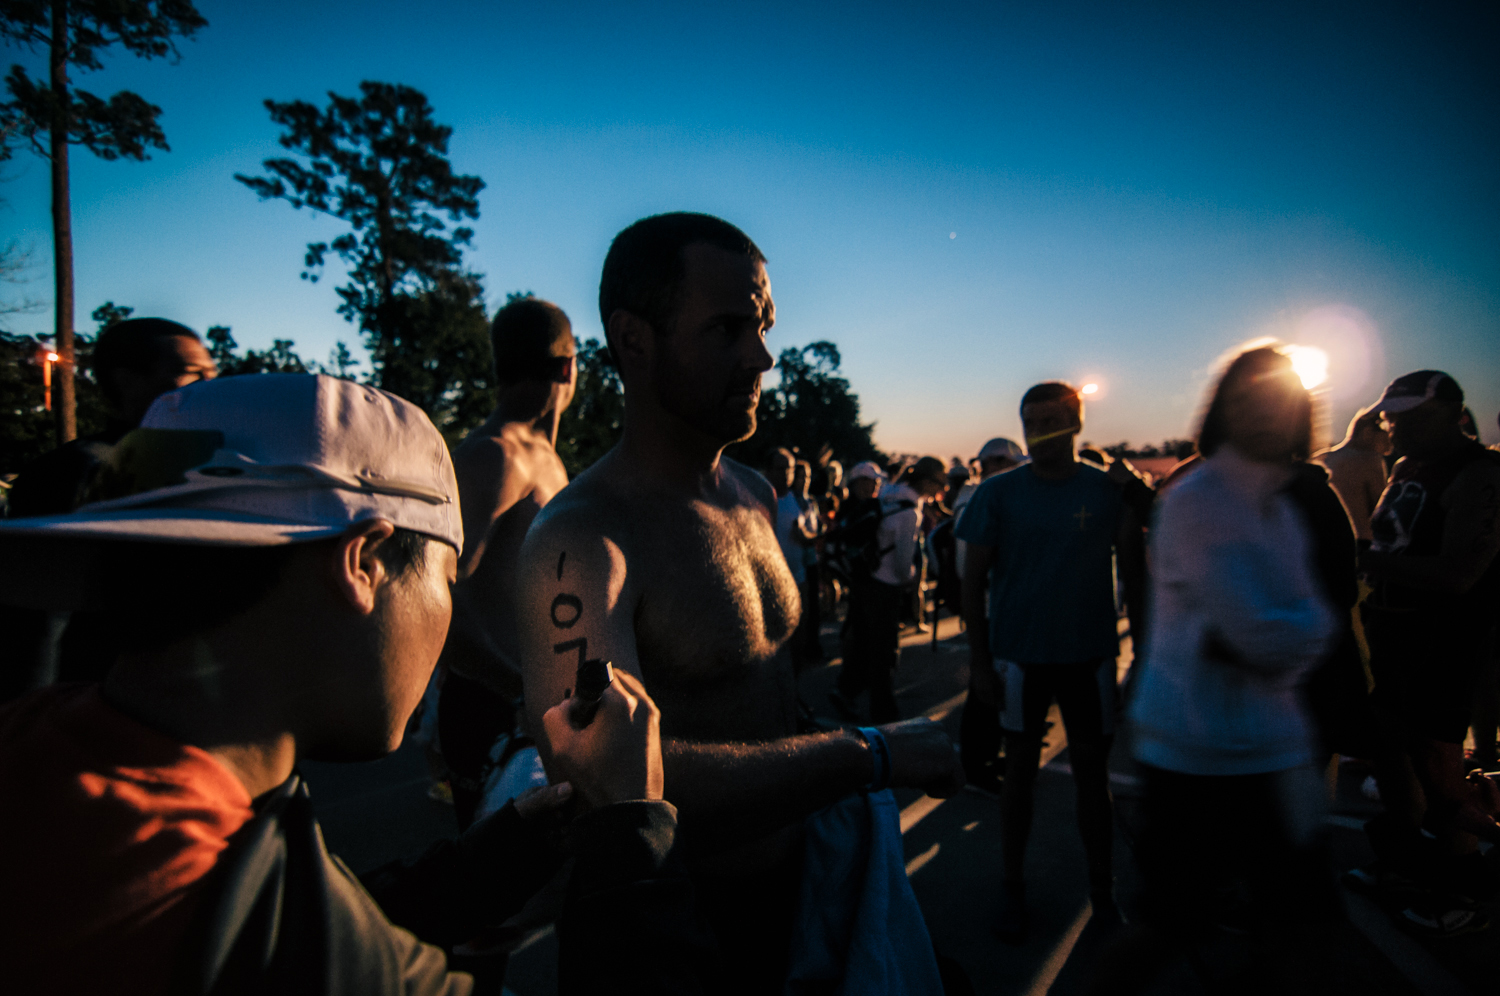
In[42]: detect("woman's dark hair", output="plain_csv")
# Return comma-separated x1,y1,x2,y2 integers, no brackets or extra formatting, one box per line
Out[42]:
101,527,431,654
1196,346,1315,461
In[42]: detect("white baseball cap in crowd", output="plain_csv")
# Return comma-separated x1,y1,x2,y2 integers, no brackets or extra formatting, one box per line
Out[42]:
847,461,887,482
977,437,1026,463
0,374,462,550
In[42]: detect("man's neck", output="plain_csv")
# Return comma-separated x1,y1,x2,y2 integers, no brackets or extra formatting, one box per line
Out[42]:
1028,455,1079,481
491,396,562,447
617,408,731,497
102,634,302,801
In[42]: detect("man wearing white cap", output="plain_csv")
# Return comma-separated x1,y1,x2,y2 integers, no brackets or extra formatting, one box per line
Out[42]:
951,437,1026,580
0,374,699,994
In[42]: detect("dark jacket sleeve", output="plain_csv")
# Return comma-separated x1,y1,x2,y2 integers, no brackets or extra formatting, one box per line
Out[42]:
1286,463,1359,612
360,800,565,951
557,801,719,995
1119,471,1157,522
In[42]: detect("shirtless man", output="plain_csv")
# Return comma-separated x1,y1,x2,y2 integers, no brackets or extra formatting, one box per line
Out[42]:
437,297,577,825
516,213,961,994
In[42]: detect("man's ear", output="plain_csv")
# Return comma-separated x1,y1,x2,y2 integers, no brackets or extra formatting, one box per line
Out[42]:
607,309,653,373
330,519,398,615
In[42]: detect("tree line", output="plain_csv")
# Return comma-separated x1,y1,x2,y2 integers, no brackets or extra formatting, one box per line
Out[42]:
0,0,881,481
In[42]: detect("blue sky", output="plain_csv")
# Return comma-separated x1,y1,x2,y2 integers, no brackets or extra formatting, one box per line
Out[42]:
3,1,1496,455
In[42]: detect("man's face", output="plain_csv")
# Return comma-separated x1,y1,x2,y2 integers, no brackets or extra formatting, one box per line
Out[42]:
1384,399,1461,457
371,540,458,754
116,335,219,424
1021,400,1081,465
850,477,879,501
649,243,776,445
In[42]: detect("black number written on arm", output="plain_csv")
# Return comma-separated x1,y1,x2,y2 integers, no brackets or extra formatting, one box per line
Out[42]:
550,551,588,665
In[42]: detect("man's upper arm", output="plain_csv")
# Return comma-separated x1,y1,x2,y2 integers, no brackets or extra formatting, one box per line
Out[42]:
517,514,639,759
1442,460,1500,592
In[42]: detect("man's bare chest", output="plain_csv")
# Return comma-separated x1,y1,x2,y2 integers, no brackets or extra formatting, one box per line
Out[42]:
632,502,801,686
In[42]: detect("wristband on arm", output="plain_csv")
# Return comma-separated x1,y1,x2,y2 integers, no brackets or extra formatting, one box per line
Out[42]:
856,726,892,793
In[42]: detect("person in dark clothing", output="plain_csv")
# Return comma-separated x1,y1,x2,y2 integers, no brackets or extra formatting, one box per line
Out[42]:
2,319,218,700
1351,371,1500,935
0,374,714,995
7,318,217,519
1282,461,1378,762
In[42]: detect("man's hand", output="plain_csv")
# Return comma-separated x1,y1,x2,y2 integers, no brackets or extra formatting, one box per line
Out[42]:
879,717,964,798
542,669,664,809
513,782,575,820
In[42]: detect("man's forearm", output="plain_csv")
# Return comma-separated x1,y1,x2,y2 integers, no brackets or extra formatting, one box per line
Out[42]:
660,731,873,841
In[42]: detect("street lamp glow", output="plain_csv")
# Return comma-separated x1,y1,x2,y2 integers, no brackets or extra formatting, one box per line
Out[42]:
1080,383,1099,395
45,352,59,362
1287,346,1328,389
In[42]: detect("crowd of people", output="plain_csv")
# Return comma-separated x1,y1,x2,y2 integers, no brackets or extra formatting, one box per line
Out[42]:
0,210,1496,995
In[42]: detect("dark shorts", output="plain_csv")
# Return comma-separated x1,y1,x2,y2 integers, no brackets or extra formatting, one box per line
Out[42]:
997,657,1116,743
1135,764,1341,933
1366,607,1493,745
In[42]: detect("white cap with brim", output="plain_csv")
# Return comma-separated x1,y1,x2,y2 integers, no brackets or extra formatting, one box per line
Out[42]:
977,437,1026,463
0,374,462,550
847,461,886,482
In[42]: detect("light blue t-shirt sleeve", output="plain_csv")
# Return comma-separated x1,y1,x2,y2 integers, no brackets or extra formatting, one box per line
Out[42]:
953,477,1002,546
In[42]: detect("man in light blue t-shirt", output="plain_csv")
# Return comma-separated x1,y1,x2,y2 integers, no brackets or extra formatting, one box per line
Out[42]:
955,381,1146,941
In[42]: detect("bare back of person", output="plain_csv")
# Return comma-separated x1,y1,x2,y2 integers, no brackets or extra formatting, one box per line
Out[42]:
447,415,572,698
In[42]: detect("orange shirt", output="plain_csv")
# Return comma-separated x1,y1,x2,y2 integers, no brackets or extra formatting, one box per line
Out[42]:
0,684,255,995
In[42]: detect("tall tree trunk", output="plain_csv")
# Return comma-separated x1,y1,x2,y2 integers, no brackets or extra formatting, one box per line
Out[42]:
50,0,76,444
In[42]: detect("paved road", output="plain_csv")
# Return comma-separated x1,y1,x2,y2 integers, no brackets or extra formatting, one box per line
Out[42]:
302,613,1497,994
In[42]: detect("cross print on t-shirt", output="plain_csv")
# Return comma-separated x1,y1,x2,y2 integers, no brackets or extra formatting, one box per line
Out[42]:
1073,504,1092,531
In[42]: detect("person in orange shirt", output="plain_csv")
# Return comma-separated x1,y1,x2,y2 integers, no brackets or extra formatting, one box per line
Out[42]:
0,374,698,995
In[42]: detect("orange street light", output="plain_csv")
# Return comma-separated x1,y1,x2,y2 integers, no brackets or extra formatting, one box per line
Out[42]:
41,349,61,411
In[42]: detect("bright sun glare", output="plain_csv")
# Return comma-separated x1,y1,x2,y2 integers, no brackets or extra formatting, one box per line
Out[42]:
1286,346,1329,389
1080,383,1099,395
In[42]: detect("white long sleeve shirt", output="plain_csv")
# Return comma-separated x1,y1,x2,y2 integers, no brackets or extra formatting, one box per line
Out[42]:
1128,447,1338,776
872,482,923,588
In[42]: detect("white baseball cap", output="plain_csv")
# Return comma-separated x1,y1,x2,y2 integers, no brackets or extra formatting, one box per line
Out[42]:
0,374,462,550
847,461,887,482
977,437,1025,463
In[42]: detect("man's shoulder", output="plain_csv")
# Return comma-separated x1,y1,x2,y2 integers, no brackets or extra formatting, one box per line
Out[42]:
1452,447,1500,496
721,456,777,516
1076,462,1116,488
454,422,561,477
